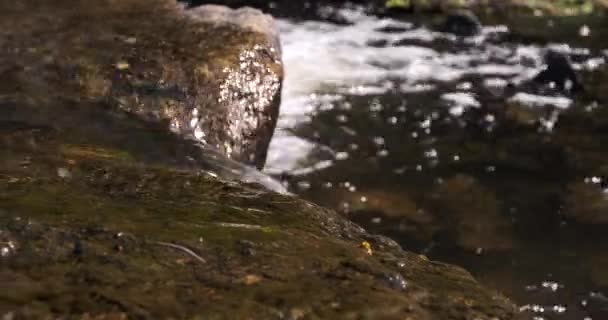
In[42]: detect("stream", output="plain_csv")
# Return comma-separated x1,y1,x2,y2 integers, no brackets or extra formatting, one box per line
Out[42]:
265,6,608,320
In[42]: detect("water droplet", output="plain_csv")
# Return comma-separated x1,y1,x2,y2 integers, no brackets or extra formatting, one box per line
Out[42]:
57,167,71,179
335,152,349,161
297,181,311,190
372,137,385,145
580,25,590,37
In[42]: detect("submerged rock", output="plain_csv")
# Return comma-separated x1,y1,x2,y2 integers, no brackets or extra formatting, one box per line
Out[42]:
533,50,584,94
439,11,482,37
430,175,514,253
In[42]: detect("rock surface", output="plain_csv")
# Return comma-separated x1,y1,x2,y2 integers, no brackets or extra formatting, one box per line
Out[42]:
0,0,525,319
0,0,282,170
0,123,522,319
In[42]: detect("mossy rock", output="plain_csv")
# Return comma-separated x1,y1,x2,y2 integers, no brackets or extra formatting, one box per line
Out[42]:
0,123,523,319
0,0,282,169
0,0,524,318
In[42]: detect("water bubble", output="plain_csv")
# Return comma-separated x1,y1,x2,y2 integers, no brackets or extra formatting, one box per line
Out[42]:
579,25,590,37
541,281,561,291
457,82,473,90
369,99,383,112
373,137,385,145
296,181,311,190
424,148,438,159
419,118,431,129
0,241,17,257
57,167,71,179
335,152,349,161
393,167,407,175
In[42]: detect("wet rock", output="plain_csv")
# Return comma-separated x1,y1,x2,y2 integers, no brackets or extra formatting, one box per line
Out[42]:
439,11,482,37
533,50,584,94
0,0,282,170
0,127,522,319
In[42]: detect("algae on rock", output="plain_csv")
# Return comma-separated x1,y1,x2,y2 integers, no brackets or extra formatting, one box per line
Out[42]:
0,0,282,170
0,124,522,319
0,0,523,319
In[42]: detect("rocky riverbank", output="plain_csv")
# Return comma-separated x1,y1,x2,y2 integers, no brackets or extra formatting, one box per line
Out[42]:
0,0,526,318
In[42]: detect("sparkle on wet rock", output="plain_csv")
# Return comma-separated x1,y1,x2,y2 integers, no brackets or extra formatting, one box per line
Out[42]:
216,45,281,160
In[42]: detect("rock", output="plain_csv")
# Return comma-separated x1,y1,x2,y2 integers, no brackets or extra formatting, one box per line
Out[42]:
185,4,282,54
0,1,523,318
439,11,482,37
0,124,522,319
533,50,584,94
430,175,514,253
0,0,282,170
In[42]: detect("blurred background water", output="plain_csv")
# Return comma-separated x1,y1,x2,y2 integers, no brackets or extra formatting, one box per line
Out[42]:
264,6,608,319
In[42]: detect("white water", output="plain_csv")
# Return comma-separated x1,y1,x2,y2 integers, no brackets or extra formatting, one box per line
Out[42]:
264,7,604,175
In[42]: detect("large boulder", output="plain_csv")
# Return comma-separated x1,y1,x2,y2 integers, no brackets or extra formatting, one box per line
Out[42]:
0,125,523,319
0,0,282,170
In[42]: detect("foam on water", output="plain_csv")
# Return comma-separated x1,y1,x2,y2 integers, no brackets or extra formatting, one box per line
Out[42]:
265,7,604,175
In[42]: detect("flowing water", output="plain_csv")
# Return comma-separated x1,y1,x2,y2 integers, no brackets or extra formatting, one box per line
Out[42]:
265,7,608,320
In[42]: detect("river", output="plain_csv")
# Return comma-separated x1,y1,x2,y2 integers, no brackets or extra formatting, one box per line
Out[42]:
265,6,608,320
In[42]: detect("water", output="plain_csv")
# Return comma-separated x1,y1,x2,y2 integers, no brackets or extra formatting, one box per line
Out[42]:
265,7,608,319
